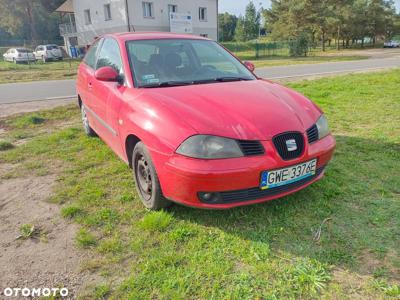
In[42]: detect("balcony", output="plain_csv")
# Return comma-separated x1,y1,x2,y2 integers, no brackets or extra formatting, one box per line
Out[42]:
59,23,77,36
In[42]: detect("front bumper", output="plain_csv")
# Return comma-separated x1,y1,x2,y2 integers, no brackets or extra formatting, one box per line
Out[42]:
153,134,336,209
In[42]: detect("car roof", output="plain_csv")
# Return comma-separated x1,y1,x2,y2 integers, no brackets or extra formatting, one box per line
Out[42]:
101,32,210,42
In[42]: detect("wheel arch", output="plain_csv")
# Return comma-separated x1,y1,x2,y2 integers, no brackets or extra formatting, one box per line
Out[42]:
125,134,141,168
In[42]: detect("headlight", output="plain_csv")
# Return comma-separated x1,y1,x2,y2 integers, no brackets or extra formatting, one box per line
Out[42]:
316,115,330,139
176,135,244,159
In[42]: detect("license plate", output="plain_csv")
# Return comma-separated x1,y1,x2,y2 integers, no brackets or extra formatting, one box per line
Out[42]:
260,159,317,190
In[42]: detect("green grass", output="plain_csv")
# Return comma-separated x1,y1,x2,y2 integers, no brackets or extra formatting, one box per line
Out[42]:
18,224,36,239
0,140,14,151
139,211,173,232
76,228,97,248
0,70,399,298
0,59,80,84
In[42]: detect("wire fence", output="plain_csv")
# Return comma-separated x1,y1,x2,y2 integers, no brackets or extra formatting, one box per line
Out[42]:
221,40,378,60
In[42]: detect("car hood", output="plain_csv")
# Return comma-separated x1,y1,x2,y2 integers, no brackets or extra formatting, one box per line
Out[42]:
142,80,322,140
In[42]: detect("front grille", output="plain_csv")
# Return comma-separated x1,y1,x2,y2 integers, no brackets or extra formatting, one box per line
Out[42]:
307,124,319,144
237,140,265,156
273,132,304,160
199,166,325,204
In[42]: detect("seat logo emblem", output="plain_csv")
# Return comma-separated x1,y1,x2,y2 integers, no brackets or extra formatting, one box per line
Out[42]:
286,139,297,152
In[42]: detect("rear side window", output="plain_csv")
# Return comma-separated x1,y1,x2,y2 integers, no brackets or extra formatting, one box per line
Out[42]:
96,38,123,75
16,48,29,53
84,39,102,69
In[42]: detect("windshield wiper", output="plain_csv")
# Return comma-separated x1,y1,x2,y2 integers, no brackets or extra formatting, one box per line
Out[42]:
192,77,253,84
214,76,253,82
141,77,253,88
141,81,193,88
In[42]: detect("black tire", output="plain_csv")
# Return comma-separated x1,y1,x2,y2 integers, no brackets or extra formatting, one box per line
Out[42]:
133,142,171,210
81,104,96,137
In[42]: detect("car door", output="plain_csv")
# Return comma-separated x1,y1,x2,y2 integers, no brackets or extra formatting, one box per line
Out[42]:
77,38,103,131
91,38,126,156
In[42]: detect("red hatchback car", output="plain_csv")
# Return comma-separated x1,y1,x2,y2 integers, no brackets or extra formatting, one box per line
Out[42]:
76,32,335,210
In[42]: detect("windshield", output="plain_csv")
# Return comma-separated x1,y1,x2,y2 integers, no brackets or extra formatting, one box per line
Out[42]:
46,45,59,50
16,48,30,53
126,39,256,88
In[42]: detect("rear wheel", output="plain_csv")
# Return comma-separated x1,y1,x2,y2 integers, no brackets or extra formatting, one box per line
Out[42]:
81,104,96,137
133,142,171,210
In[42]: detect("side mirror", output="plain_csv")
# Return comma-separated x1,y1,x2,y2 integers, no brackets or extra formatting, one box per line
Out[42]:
95,66,120,82
244,61,255,72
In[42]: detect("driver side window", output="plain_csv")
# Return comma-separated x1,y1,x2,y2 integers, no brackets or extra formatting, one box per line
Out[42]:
84,39,102,69
96,38,123,76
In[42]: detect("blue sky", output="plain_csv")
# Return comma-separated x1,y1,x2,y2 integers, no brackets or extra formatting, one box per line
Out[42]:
219,0,400,15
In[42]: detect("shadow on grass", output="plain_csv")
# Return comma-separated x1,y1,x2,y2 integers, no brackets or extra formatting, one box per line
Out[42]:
170,135,400,278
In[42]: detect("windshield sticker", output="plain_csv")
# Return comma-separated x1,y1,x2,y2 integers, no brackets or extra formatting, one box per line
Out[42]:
142,74,156,80
145,78,160,84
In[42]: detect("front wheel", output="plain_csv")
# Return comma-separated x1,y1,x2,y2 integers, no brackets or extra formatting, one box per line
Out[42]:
133,142,171,210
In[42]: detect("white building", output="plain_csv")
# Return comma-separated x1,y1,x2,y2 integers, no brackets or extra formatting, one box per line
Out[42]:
57,0,218,54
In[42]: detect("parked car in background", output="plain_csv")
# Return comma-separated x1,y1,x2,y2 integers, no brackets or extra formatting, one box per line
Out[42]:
33,44,63,62
77,32,336,210
2,48,36,64
383,40,400,48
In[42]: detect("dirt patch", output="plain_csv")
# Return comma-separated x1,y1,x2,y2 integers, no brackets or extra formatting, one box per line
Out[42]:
359,249,400,282
331,268,376,300
0,168,93,298
0,98,75,118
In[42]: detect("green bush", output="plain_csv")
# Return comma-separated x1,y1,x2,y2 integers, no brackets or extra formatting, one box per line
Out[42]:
289,34,310,57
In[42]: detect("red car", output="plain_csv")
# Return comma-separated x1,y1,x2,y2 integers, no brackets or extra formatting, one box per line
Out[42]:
77,32,335,210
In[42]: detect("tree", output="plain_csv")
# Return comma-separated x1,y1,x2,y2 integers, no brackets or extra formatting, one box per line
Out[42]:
243,1,260,40
218,13,238,42
366,0,397,45
264,0,398,49
0,0,64,43
234,1,261,42
234,16,246,41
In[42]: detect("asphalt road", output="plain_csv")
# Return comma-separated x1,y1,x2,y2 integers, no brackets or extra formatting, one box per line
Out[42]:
1,54,400,104
255,56,400,79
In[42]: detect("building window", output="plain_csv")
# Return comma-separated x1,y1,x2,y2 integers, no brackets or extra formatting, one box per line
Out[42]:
104,4,112,21
142,2,154,18
84,9,91,25
168,4,177,15
199,7,207,21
